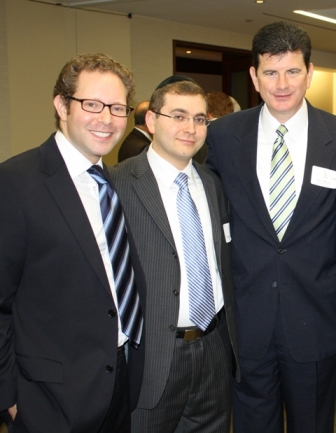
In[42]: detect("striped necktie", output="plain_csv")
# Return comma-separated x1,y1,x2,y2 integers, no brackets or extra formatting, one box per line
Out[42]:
174,172,216,331
88,165,143,347
269,125,296,241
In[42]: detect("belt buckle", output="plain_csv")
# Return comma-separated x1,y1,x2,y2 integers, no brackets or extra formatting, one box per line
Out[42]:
183,329,203,341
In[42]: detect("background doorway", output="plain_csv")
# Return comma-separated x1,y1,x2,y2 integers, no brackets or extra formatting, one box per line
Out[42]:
174,40,261,109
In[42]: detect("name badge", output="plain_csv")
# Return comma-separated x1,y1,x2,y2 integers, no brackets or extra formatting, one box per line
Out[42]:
311,166,336,189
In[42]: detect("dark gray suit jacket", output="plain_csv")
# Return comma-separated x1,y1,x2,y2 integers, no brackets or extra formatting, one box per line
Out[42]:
207,101,336,363
109,149,239,409
0,134,146,432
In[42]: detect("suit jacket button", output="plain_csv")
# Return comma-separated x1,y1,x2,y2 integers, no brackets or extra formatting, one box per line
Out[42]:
277,248,284,254
173,290,179,296
108,309,116,317
169,324,176,331
105,365,114,373
272,282,277,288
172,251,177,258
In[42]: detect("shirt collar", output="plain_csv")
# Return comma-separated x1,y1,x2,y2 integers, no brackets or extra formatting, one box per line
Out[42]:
260,99,308,142
147,144,196,189
55,130,103,179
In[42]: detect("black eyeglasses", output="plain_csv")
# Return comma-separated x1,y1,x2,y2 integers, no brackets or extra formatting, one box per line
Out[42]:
153,111,210,126
67,96,134,117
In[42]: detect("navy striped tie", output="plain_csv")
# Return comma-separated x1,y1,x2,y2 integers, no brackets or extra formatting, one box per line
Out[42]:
88,165,143,347
269,125,296,241
174,172,216,331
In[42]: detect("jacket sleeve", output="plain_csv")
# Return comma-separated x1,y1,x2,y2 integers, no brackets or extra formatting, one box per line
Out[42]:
0,170,26,412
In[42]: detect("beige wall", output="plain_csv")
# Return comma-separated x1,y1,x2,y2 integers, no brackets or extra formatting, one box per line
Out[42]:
4,0,131,165
2,0,336,166
0,1,11,163
306,69,336,115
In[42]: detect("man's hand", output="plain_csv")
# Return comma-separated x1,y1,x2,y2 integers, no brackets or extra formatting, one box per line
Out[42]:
8,404,17,420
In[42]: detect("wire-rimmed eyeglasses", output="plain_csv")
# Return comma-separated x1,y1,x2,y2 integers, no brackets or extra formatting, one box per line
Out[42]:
152,111,210,126
67,96,134,117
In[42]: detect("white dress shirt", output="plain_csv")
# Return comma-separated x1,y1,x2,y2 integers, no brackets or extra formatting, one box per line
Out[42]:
55,130,127,346
257,100,309,211
147,145,224,327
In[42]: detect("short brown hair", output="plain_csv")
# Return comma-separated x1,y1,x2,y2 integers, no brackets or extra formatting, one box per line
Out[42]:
149,81,207,114
53,52,135,128
207,92,234,118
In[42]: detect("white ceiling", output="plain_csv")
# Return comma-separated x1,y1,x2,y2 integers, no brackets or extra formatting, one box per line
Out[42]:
34,0,336,54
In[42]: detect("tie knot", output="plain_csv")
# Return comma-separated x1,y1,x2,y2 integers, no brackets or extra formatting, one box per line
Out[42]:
87,165,107,186
276,124,288,138
174,172,189,190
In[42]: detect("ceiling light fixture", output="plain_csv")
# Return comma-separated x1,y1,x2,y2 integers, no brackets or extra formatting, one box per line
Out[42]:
186,50,191,54
294,10,336,25
255,0,265,4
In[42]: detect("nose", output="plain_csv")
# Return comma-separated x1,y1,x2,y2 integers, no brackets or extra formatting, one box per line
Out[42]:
183,118,196,134
97,106,112,125
277,73,289,89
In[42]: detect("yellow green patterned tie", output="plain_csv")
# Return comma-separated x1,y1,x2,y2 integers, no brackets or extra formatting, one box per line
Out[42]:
269,125,296,241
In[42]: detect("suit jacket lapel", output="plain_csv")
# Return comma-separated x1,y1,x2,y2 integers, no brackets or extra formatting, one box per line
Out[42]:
40,136,112,296
282,103,336,241
231,105,278,242
194,165,223,276
130,151,176,249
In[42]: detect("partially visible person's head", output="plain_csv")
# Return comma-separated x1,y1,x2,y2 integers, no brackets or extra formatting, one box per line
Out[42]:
207,92,234,119
146,79,208,170
53,53,135,164
249,22,314,124
134,100,150,126
53,53,135,129
252,21,311,71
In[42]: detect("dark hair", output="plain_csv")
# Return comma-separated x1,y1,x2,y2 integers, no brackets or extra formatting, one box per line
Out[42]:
252,21,311,70
134,101,150,126
207,92,234,118
149,81,207,113
53,52,135,128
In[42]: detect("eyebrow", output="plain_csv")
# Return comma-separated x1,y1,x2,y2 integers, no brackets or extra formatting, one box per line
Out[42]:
169,108,207,117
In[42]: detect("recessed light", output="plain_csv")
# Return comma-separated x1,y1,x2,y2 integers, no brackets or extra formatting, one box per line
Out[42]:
255,0,265,4
294,10,336,25
186,50,191,54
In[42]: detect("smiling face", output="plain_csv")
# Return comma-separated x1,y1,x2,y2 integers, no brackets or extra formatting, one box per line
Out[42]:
54,70,128,163
250,50,313,123
146,93,207,170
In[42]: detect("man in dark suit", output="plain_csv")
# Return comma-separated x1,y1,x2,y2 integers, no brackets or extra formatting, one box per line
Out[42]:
109,78,239,433
118,100,151,162
207,21,336,433
0,53,145,433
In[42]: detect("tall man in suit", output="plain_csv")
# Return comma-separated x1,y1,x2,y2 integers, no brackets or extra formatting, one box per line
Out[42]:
0,53,145,433
118,100,151,162
109,78,239,433
207,21,336,433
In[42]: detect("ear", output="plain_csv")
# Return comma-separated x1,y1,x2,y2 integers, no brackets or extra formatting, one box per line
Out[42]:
145,110,156,135
53,95,68,122
249,66,260,93
306,62,314,90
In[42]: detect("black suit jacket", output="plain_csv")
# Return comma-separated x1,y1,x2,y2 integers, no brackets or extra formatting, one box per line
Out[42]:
207,101,336,362
0,134,146,433
109,150,239,409
118,128,151,162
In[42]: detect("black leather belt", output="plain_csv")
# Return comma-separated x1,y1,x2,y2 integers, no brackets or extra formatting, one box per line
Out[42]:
176,307,225,341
